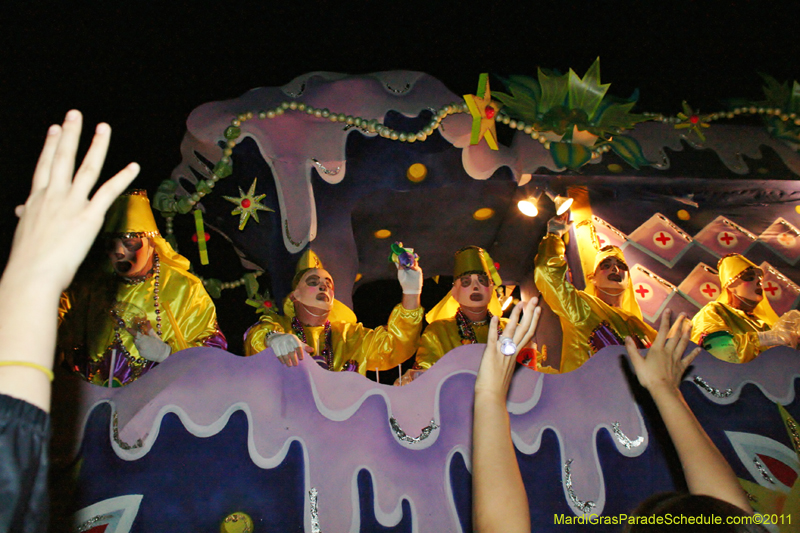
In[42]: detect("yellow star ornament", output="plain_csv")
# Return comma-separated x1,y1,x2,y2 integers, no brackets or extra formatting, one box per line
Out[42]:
223,178,274,231
464,73,502,150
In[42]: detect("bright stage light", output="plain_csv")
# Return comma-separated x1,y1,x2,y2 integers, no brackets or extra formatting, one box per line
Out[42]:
517,198,538,217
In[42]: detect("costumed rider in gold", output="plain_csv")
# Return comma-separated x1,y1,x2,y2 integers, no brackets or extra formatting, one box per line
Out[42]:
58,191,227,386
691,253,799,363
397,246,509,385
244,249,424,374
535,214,656,373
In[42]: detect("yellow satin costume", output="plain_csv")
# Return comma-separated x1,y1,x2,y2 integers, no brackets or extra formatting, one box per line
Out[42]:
415,317,508,370
58,191,225,386
535,234,656,373
244,303,424,374
691,254,778,363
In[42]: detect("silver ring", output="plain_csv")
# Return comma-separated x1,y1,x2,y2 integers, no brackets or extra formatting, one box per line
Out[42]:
499,337,517,356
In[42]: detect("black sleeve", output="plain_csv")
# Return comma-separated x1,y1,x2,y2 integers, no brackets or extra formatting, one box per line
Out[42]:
0,394,50,533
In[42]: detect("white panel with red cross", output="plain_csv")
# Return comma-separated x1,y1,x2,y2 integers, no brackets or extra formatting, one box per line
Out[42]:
590,215,627,249
627,213,693,267
629,264,676,321
759,218,800,265
693,215,756,258
759,261,800,316
676,263,721,310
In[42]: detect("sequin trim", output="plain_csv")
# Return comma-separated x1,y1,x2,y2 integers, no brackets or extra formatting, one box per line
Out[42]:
753,456,776,484
564,459,596,514
312,159,341,176
284,219,302,248
611,422,644,449
386,82,411,94
389,417,440,444
309,487,321,533
786,415,800,452
112,411,144,450
692,376,733,398
75,514,113,532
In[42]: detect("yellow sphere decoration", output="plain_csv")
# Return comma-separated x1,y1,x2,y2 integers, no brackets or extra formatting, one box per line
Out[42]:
374,229,392,239
677,209,690,221
473,208,495,221
220,512,254,533
607,164,624,173
406,163,428,183
795,205,800,215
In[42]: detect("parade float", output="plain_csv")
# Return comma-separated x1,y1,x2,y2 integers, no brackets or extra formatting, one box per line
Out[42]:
53,66,800,532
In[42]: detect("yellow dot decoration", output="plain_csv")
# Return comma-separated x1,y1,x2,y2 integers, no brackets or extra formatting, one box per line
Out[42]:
220,512,253,533
473,208,495,221
795,205,800,215
374,229,392,239
407,163,427,183
677,209,690,221
607,164,624,173
354,273,363,283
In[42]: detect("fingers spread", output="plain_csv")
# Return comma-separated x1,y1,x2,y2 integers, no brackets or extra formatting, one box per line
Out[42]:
70,122,112,201
49,110,83,193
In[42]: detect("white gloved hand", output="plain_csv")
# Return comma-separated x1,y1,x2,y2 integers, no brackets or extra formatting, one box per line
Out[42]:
757,329,795,349
134,331,171,362
266,332,311,367
773,310,800,349
547,216,571,237
397,265,423,295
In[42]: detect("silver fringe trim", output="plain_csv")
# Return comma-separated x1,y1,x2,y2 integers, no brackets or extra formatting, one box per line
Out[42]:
309,487,321,533
612,422,644,449
284,219,302,248
312,159,341,176
112,411,144,450
753,457,776,484
564,459,596,514
75,514,113,532
386,83,411,94
692,376,733,398
389,417,439,444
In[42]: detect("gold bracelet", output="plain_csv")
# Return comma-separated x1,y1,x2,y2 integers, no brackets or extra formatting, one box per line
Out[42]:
0,361,55,381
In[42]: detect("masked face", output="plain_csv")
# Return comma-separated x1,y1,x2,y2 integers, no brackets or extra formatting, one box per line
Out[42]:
592,256,630,293
107,237,155,278
727,267,764,305
452,273,493,309
292,269,335,311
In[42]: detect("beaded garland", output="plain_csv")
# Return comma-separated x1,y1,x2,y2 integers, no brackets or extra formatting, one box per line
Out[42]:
455,308,501,345
291,317,333,370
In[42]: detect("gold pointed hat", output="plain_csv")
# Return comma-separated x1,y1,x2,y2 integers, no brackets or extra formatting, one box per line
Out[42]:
584,245,643,320
103,190,160,238
102,190,190,271
717,254,778,324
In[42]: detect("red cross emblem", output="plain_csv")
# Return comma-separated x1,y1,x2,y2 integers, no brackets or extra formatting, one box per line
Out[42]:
763,281,780,298
778,232,797,247
635,285,649,298
653,231,673,248
597,233,608,247
717,232,736,247
701,283,718,299
634,283,653,301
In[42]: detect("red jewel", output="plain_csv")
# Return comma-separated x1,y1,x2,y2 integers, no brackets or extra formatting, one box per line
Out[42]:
192,232,211,243
689,115,699,124
494,262,500,270
485,107,496,119
264,301,273,308
241,199,252,208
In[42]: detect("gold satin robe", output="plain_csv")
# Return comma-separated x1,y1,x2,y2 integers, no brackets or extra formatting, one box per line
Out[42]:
415,317,508,370
59,261,224,384
535,234,656,373
690,301,771,363
244,304,423,374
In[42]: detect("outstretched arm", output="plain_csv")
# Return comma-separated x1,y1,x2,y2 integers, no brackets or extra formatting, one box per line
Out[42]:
0,110,139,411
472,298,540,533
626,309,752,513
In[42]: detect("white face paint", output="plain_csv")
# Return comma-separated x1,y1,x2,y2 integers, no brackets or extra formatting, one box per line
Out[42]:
451,273,493,309
292,269,335,311
107,237,155,278
728,267,764,305
592,256,630,294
